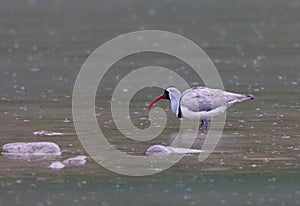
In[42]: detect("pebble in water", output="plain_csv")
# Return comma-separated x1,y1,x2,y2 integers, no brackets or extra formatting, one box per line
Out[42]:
49,161,65,170
49,156,88,170
145,145,202,156
145,145,172,156
63,155,87,166
1,142,62,156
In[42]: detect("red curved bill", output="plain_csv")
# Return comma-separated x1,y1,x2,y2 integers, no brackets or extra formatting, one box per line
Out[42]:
147,94,164,111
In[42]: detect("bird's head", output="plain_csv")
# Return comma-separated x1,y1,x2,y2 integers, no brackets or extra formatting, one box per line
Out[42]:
147,87,181,111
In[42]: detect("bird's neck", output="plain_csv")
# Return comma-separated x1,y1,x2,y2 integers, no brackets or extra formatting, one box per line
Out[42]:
169,92,181,117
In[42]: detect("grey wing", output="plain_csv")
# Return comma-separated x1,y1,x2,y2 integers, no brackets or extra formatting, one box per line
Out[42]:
180,86,251,112
180,87,215,112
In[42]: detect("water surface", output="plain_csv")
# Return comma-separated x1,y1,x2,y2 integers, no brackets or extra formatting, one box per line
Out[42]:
0,0,299,205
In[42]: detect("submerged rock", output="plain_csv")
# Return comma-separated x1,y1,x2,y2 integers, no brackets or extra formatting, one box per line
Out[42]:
49,161,65,169
63,155,87,166
145,145,202,156
1,142,62,156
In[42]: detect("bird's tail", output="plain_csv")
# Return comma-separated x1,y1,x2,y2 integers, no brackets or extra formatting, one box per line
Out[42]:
242,94,255,101
226,93,255,106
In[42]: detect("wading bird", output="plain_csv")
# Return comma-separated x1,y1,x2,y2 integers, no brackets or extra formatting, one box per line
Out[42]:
148,86,254,130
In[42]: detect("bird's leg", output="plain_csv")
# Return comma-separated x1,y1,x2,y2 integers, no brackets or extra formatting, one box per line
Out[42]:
198,120,204,130
204,119,209,130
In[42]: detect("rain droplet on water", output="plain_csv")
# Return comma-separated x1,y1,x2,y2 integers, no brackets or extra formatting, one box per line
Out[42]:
29,68,40,72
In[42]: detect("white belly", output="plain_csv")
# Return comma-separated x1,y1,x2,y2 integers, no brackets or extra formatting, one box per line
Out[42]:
181,105,228,120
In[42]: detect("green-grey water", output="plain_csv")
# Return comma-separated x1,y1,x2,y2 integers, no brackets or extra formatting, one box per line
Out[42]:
0,0,299,205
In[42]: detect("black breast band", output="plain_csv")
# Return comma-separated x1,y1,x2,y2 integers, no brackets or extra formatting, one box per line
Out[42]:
177,105,182,118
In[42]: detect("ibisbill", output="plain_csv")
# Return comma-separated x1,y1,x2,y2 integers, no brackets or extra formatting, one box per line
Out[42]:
148,86,255,130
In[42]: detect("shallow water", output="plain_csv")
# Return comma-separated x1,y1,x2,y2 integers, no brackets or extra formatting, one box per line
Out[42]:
0,0,300,205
